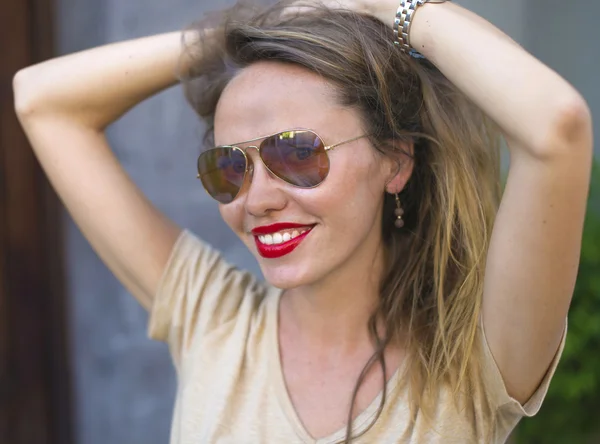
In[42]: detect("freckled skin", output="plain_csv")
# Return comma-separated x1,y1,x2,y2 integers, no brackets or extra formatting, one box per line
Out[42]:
214,61,409,292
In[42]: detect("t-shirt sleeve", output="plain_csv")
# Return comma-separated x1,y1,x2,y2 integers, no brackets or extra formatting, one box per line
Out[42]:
480,318,567,420
147,229,266,367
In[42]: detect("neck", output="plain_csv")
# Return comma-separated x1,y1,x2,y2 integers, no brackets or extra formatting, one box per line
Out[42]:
280,231,388,352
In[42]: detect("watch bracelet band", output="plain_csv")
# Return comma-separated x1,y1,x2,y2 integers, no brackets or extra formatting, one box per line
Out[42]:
393,0,448,58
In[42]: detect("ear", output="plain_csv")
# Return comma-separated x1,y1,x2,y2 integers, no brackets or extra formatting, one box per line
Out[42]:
384,140,414,194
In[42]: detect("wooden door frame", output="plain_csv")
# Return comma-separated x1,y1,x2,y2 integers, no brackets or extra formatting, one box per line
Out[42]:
0,0,73,443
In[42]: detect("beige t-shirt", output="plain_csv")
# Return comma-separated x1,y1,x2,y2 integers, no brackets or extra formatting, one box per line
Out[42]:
148,230,565,444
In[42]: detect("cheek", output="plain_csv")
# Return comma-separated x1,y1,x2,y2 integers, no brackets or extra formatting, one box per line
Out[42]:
325,152,385,205
219,203,245,235
308,153,385,227
296,166,382,226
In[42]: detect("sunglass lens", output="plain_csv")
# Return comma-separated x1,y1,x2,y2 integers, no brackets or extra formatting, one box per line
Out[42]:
197,147,246,204
261,130,329,187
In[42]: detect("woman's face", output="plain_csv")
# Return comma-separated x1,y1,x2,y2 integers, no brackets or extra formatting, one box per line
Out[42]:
213,61,401,289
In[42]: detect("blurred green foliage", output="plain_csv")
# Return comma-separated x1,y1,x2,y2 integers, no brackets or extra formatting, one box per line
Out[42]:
515,161,600,444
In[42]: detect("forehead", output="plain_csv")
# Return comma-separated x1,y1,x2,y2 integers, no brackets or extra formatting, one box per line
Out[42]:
213,61,350,146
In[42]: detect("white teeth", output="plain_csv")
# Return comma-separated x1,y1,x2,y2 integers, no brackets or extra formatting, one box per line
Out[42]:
257,228,311,246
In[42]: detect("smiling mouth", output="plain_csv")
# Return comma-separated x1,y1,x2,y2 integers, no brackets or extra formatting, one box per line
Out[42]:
253,226,315,259
256,227,312,245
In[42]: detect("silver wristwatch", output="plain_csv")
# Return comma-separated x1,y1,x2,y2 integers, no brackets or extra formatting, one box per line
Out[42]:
393,0,449,57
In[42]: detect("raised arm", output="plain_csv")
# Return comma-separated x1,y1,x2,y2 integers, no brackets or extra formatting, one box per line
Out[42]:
13,32,197,310
371,1,593,402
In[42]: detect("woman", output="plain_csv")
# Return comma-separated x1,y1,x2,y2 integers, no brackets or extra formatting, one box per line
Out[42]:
13,0,593,442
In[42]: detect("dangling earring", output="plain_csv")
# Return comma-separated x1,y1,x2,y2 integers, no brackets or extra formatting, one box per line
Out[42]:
394,193,405,228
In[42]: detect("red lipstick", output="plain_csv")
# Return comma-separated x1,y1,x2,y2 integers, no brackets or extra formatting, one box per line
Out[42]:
252,223,314,259
251,222,311,235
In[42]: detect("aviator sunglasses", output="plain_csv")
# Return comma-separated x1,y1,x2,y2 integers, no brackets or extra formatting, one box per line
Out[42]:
197,129,367,204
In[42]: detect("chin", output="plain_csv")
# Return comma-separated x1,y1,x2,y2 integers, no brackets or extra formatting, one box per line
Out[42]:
259,262,319,290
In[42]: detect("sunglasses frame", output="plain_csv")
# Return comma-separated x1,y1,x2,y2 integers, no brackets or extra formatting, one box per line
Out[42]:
196,128,367,203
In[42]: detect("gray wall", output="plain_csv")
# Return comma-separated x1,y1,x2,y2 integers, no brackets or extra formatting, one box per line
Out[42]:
56,1,599,443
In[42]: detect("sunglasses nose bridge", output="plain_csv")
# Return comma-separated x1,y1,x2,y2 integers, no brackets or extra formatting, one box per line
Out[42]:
242,145,262,172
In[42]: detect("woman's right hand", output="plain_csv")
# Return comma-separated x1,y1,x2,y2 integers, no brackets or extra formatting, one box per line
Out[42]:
12,32,194,309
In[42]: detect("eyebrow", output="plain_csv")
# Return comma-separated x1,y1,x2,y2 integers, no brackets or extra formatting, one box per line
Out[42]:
215,128,308,147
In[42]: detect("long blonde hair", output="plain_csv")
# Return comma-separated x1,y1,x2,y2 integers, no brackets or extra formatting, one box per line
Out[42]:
182,1,502,441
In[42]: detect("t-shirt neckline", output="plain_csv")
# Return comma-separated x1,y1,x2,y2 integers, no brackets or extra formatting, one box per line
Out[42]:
267,290,403,444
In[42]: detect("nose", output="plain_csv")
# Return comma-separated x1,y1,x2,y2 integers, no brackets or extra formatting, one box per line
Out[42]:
242,147,287,217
